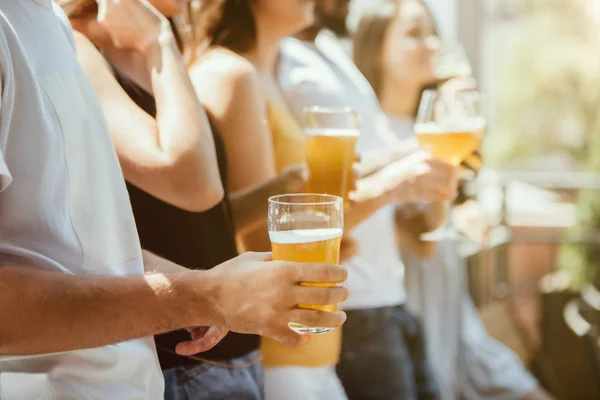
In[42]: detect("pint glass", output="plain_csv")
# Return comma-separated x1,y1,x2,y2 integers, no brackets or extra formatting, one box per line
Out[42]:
304,108,360,207
268,194,344,335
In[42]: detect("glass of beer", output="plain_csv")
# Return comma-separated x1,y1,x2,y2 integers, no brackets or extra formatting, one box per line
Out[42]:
268,194,344,335
304,107,360,207
415,89,486,241
434,42,472,81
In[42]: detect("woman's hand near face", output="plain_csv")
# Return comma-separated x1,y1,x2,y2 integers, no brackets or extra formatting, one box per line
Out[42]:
96,0,170,55
76,1,223,213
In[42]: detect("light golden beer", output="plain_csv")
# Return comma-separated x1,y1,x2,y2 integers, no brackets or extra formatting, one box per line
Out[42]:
270,228,343,315
415,122,484,166
305,128,359,205
268,194,344,334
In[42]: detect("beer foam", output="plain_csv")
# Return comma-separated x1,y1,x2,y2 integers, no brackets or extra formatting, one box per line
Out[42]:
414,122,443,135
269,228,343,244
441,117,486,133
304,128,360,137
415,119,486,134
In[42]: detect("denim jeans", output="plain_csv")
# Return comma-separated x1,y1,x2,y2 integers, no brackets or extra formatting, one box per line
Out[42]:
163,350,263,400
336,306,440,400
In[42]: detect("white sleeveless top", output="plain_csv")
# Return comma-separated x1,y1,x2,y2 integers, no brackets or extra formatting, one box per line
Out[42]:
278,32,405,310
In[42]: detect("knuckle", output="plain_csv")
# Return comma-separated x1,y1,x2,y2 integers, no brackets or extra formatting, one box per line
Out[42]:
325,290,335,305
291,287,302,304
273,287,291,304
307,310,324,325
260,307,277,325
319,267,332,282
289,263,303,281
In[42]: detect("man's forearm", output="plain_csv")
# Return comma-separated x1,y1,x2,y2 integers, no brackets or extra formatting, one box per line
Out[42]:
142,249,189,274
0,266,216,356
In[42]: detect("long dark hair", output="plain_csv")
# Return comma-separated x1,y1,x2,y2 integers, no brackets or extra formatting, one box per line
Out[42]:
192,0,256,54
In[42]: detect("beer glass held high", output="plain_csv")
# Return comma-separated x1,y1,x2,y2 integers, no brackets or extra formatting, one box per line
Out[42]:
268,194,344,335
415,89,486,241
304,108,360,207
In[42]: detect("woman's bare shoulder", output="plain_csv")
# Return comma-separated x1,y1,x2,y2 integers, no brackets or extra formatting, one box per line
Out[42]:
191,47,258,83
189,47,265,109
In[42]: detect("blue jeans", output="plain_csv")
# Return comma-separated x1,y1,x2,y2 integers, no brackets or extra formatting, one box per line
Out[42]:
336,306,440,400
163,350,264,400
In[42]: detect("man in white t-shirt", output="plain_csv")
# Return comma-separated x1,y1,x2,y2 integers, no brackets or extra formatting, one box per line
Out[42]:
278,1,462,399
0,2,349,399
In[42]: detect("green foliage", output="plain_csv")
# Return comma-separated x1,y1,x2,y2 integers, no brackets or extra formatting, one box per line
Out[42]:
556,116,600,289
490,0,600,287
486,0,600,168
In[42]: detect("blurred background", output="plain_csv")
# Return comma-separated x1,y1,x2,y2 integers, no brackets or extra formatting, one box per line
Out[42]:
403,0,600,398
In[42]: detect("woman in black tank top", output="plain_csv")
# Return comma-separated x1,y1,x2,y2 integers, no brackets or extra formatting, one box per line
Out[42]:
113,66,260,365
62,2,310,398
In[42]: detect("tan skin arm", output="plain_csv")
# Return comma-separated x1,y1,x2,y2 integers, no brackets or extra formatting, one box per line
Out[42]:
190,52,427,250
188,52,281,251
188,51,276,193
0,253,350,356
0,265,214,356
228,164,306,236
73,29,223,212
394,204,443,258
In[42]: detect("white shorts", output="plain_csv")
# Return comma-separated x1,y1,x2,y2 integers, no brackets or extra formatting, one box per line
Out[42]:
264,365,348,400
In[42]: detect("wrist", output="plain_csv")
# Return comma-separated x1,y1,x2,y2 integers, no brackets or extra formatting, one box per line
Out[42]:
141,23,177,59
175,270,224,328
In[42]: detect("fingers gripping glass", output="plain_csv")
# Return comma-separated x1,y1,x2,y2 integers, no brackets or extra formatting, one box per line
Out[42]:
268,194,344,335
414,89,485,241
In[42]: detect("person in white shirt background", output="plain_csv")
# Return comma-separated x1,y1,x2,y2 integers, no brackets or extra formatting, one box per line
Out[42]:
279,0,461,398
0,1,350,399
352,1,554,399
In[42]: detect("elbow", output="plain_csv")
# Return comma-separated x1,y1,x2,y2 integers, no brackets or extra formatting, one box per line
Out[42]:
188,181,225,212
169,173,225,212
168,168,225,212
132,153,225,212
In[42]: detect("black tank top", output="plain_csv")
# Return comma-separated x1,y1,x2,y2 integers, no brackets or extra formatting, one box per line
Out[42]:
109,62,259,368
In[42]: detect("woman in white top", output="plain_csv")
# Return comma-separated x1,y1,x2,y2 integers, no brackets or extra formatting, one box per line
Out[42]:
353,1,553,399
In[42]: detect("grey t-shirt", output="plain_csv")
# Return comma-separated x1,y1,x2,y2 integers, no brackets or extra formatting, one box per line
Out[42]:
0,1,163,398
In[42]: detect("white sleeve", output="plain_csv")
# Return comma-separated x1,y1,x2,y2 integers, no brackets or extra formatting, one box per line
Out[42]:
0,11,13,192
0,151,11,193
53,2,77,50
278,42,351,122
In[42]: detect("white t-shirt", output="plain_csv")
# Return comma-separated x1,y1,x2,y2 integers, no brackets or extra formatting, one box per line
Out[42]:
278,31,405,310
0,1,163,399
